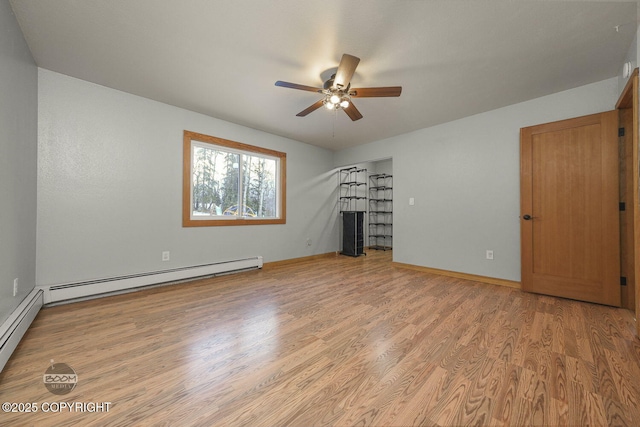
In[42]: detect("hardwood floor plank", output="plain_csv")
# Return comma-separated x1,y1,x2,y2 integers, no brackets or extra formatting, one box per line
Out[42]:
0,251,639,426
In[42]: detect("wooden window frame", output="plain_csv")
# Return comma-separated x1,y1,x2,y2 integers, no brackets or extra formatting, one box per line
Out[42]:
182,130,286,227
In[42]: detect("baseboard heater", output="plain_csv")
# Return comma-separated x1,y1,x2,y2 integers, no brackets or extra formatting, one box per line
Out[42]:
0,288,43,372
40,256,263,305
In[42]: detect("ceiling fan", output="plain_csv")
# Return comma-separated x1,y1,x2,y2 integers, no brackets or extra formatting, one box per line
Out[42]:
275,53,402,121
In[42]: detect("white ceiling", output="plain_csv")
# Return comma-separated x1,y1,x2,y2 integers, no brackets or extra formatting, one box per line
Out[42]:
9,0,639,151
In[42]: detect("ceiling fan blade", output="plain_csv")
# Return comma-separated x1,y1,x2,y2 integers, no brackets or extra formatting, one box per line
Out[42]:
333,54,360,89
343,102,363,121
296,99,324,117
275,81,323,93
349,86,402,97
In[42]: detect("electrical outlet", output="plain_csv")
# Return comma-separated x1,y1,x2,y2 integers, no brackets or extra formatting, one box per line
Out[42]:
13,278,18,296
486,250,494,260
306,238,312,246
162,251,170,262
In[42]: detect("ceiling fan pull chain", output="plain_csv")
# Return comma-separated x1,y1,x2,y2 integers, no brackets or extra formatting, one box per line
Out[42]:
332,110,336,138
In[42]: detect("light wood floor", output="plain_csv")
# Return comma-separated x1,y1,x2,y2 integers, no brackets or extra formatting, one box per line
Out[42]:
1,251,640,426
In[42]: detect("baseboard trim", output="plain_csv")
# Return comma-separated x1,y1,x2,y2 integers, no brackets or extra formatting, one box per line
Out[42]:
392,262,521,289
263,252,338,269
0,288,43,372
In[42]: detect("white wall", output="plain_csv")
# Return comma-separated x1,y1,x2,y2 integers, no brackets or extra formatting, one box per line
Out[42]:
371,159,392,176
37,70,338,286
0,0,38,325
617,19,638,95
334,77,619,282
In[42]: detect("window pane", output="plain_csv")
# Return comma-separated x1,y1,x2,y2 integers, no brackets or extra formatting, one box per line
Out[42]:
243,155,277,218
192,145,239,218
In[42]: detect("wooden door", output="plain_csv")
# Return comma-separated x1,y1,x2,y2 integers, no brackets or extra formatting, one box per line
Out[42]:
520,111,620,306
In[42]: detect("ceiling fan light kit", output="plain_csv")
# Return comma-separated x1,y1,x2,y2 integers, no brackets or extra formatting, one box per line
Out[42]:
323,84,351,111
275,53,402,121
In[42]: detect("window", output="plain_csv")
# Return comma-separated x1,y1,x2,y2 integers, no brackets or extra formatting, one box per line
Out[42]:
183,130,286,226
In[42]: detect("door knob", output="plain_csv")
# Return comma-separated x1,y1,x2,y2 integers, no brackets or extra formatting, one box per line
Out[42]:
522,214,532,220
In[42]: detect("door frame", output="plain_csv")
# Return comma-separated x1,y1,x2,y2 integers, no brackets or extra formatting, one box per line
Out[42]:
615,68,639,333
